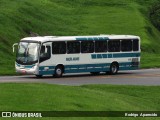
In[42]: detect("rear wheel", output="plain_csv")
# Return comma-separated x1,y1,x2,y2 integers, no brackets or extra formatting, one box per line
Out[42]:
110,63,119,75
54,66,63,78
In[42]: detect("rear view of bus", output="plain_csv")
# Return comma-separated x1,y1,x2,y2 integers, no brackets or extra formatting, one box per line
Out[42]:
13,35,140,78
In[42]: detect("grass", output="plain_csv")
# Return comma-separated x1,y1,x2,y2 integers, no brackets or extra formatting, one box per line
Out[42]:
0,83,160,120
0,0,160,75
141,52,160,68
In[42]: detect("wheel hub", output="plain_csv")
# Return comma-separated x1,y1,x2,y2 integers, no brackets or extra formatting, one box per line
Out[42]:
112,65,117,73
56,69,62,75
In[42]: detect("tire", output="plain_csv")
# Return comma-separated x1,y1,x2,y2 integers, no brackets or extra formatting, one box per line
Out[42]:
54,66,63,78
36,75,42,78
110,63,119,75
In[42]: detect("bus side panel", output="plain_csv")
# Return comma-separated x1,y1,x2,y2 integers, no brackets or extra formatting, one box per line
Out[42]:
38,53,110,75
38,52,140,75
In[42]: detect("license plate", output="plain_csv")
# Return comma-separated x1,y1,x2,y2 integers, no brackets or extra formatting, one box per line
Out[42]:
21,70,26,74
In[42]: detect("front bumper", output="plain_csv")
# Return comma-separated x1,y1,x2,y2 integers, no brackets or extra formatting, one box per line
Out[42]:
15,63,39,75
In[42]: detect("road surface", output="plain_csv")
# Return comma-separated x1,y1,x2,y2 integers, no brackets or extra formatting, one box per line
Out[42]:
0,69,160,86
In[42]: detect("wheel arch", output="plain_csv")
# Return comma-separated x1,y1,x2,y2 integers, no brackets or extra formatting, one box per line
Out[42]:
111,61,119,70
109,61,119,75
55,64,65,73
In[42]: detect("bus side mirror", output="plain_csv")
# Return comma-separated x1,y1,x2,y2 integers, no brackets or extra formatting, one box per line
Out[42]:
12,43,18,53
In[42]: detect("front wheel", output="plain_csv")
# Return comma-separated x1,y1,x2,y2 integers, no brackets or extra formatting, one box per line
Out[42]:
110,63,119,75
54,66,63,78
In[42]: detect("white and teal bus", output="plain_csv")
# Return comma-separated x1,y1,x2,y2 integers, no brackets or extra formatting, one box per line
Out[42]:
13,35,140,77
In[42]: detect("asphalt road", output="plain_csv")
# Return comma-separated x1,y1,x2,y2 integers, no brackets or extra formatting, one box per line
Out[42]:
0,69,160,86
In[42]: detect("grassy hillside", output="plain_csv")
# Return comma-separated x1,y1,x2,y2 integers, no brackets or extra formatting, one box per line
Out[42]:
0,83,160,120
0,0,160,74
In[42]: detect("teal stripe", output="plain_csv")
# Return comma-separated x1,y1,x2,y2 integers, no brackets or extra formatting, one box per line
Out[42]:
27,65,34,68
94,37,99,41
64,63,139,73
16,63,35,69
39,70,54,75
91,53,140,59
39,66,138,75
113,53,140,58
76,37,85,40
76,37,109,41
39,66,55,75
102,54,107,58
108,54,112,58
37,62,139,75
91,54,97,59
88,37,94,40
120,66,139,70
97,54,102,59
39,66,55,70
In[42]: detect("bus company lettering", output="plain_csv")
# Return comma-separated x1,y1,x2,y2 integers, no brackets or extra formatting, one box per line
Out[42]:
66,57,79,61
12,112,42,118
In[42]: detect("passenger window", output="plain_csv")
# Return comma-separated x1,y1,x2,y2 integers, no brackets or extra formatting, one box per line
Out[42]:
67,41,80,54
40,45,51,62
95,41,107,53
121,40,132,52
52,42,66,54
81,41,94,53
133,39,139,51
108,40,120,52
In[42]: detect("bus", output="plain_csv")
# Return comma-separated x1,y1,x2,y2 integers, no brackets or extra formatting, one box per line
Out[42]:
13,35,140,78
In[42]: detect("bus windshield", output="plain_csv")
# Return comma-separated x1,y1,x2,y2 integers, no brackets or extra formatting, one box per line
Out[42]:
16,42,40,65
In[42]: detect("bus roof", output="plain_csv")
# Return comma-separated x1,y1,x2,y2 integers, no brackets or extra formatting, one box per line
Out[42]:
21,35,140,42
